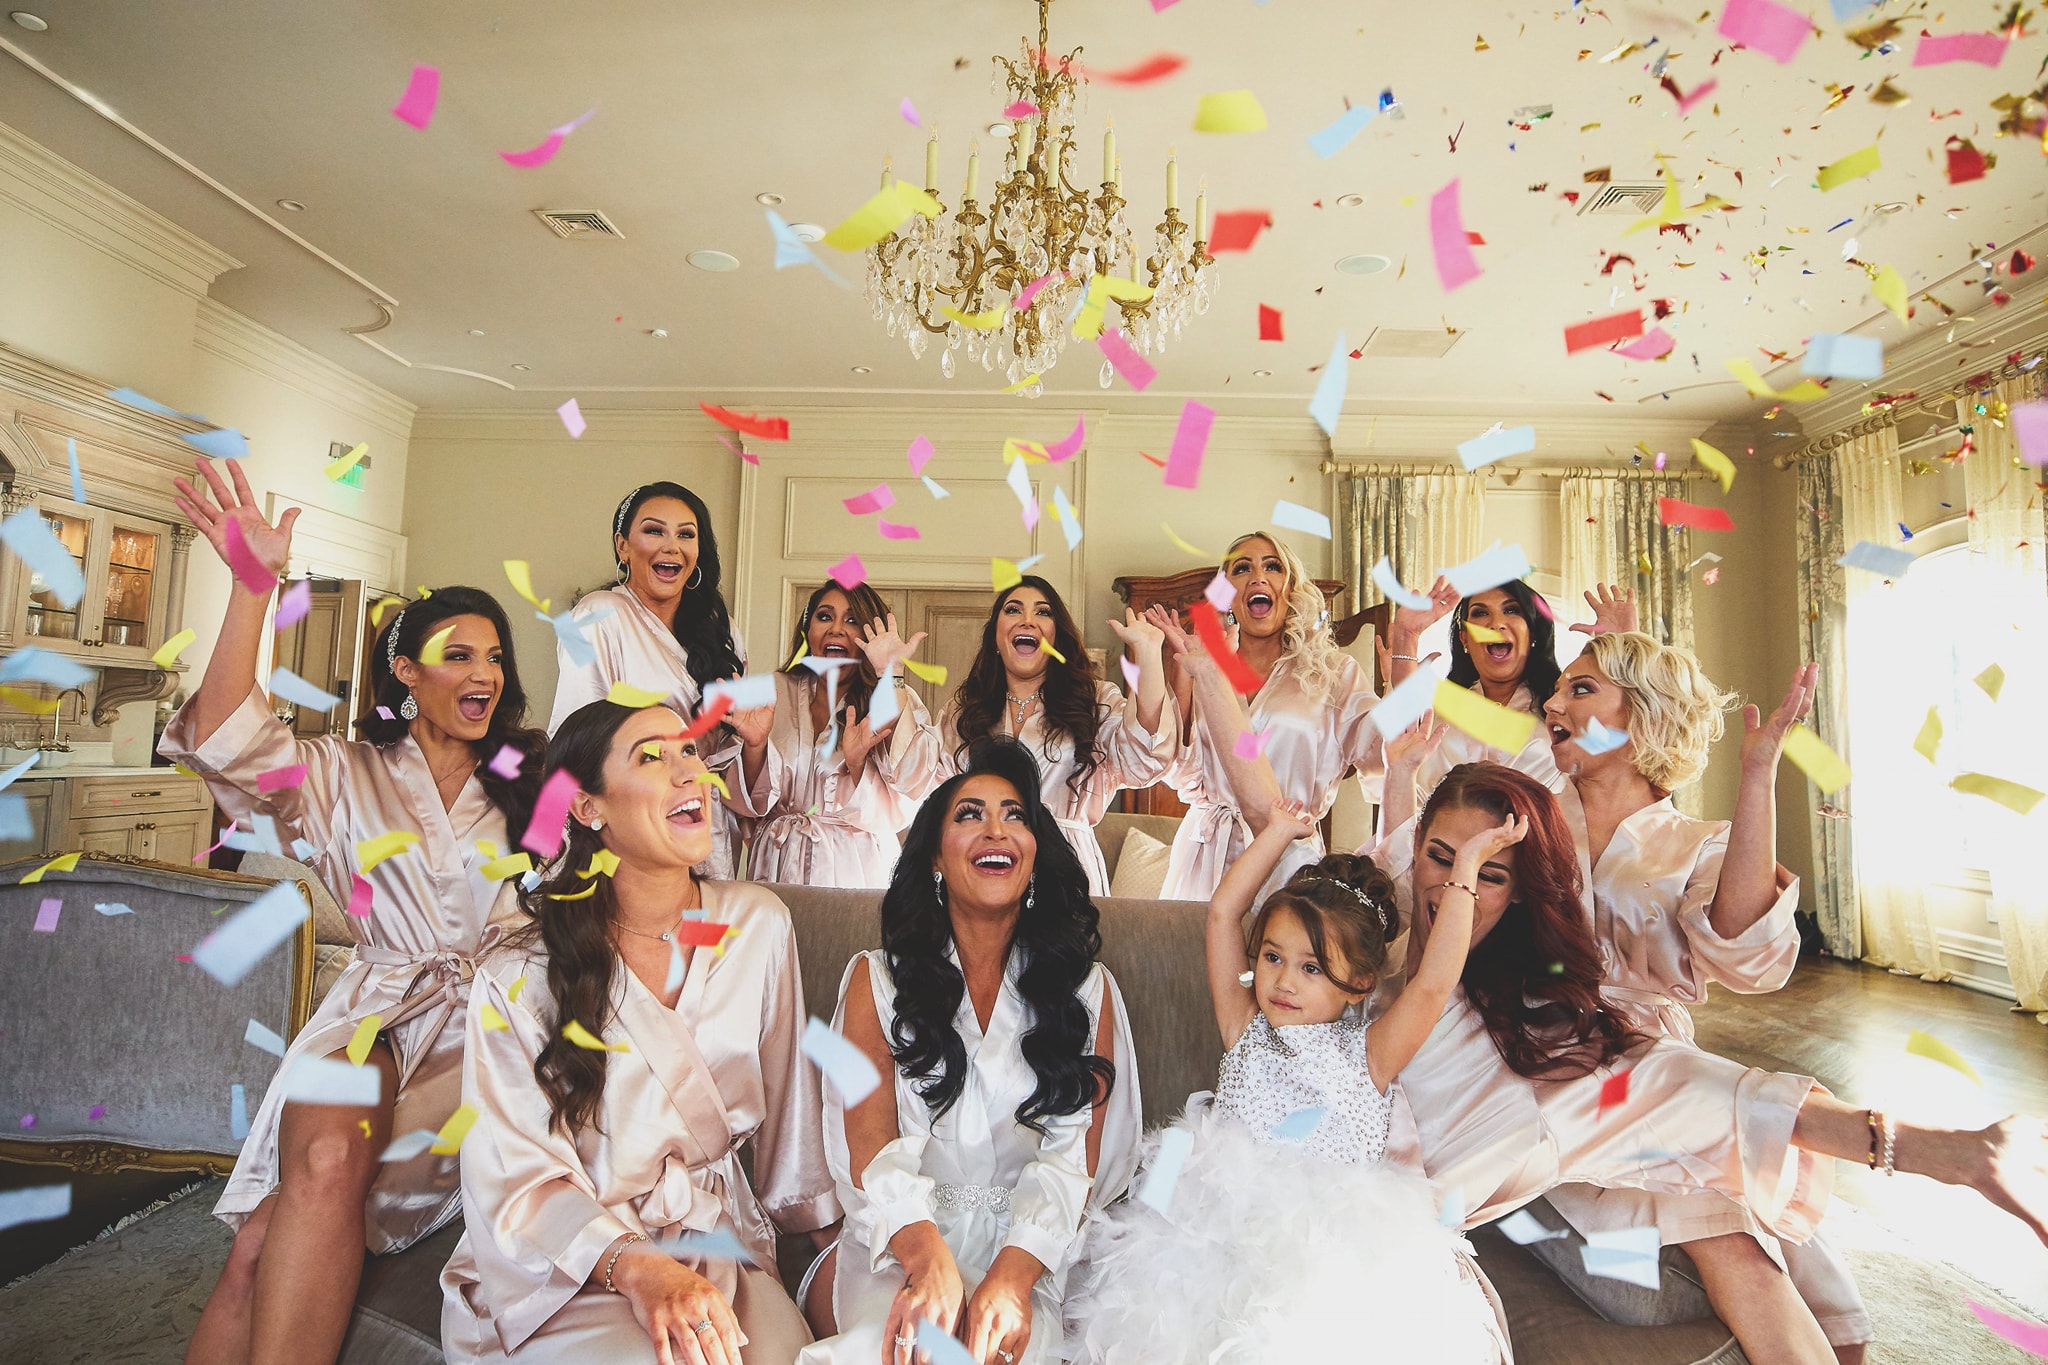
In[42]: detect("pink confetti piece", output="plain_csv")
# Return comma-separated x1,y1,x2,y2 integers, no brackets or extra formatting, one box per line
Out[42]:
843,484,896,515
1003,100,1040,118
256,764,308,793
221,517,279,597
192,832,227,863
376,706,395,720
1020,498,1040,531
715,433,759,466
88,1104,106,1120
556,398,586,439
1015,273,1058,311
1913,32,2007,67
877,518,921,540
1164,401,1215,490
347,873,373,918
1430,180,1482,292
498,109,596,168
2013,401,2048,466
1613,327,1676,360
520,769,581,859
32,897,59,932
1119,656,1140,693
273,579,313,629
906,434,935,475
1233,728,1264,760
830,554,867,591
489,745,523,780
1150,0,1181,10
391,64,440,129
1676,79,1719,116
900,96,922,127
1716,0,1809,64
1967,1302,2048,1357
1045,416,1087,462
1204,572,1236,612
1098,329,1157,391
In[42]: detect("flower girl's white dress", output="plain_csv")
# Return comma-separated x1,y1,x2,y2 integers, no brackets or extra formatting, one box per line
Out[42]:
1068,1011,1510,1364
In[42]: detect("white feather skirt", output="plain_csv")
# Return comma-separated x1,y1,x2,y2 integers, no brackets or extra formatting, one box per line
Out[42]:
1066,1105,1511,1364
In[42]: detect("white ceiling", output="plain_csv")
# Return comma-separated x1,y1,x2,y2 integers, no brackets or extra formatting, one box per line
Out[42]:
0,0,2041,425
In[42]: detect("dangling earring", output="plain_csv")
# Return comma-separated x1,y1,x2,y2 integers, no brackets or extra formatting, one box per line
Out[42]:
686,564,704,590
399,691,419,720
931,868,945,904
1024,875,1036,912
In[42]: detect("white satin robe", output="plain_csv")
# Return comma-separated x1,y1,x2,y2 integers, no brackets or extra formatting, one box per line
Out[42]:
547,584,747,879
442,881,840,1364
1163,653,1378,902
939,682,1176,897
734,670,945,890
161,685,519,1251
798,949,1143,1365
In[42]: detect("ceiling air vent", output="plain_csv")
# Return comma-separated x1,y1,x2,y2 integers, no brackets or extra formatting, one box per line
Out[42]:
533,209,625,240
1359,327,1464,360
1578,183,1669,216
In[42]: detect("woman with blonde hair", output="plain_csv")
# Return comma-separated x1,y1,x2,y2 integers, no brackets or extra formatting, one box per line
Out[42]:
1151,532,1377,901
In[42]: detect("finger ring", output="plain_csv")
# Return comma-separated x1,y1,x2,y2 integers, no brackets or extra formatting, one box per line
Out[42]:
693,1320,715,1333
894,1332,918,1346
999,1353,1015,1363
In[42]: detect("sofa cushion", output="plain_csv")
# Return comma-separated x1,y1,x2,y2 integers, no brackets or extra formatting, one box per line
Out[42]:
1107,828,1170,901
1469,1227,1746,1364
342,1221,463,1364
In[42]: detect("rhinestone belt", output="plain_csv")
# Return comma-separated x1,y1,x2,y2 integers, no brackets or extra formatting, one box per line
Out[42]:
931,1182,1011,1214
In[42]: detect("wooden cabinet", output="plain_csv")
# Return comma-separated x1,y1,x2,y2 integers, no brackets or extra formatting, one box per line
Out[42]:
0,778,53,865
13,497,177,664
1,771,214,865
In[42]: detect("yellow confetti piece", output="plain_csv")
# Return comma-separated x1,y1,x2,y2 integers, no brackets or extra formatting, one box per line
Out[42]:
1002,438,1050,464
1193,89,1269,133
1162,523,1215,559
822,181,942,252
503,560,550,615
1974,663,2005,702
370,595,406,629
642,741,663,758
173,763,201,778
429,1103,478,1155
562,1019,629,1052
152,627,197,669
1465,622,1506,644
481,850,533,882
1432,681,1538,754
357,831,421,874
1912,707,1941,763
698,770,731,801
324,442,369,482
418,623,455,666
546,883,599,901
346,1014,383,1067
0,686,60,715
1690,439,1736,494
1905,1030,1981,1085
1871,265,1908,324
1623,172,1683,236
1783,724,1851,795
1000,372,1043,394
607,681,667,709
714,924,744,959
508,975,528,1002
905,659,948,686
479,1003,511,1032
19,852,80,884
1816,144,1881,192
577,848,622,879
787,640,809,668
1636,552,1654,575
940,304,1009,330
358,1119,371,1138
1951,773,2044,815
992,557,1023,593
1725,358,1826,403
1070,274,1156,341
1042,641,1068,664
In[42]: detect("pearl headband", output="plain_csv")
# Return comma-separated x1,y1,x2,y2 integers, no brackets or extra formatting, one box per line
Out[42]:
1291,877,1392,937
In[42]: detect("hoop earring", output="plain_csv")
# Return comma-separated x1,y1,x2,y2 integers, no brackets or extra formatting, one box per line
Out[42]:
931,868,945,905
399,692,419,720
687,564,704,590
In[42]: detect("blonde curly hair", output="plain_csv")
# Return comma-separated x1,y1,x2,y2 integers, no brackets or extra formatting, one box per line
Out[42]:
1581,632,1737,792
1222,532,1351,703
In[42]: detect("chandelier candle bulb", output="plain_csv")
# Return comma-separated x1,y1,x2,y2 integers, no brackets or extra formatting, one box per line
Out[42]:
1104,120,1115,183
925,137,938,192
966,145,979,201
1196,183,1206,242
1167,152,1179,210
880,157,892,191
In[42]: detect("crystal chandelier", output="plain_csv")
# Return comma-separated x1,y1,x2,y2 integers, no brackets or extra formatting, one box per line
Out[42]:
863,0,1217,395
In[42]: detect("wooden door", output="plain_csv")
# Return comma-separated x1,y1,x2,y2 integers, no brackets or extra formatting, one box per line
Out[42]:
146,809,209,866
69,815,139,858
902,588,990,721
272,580,347,737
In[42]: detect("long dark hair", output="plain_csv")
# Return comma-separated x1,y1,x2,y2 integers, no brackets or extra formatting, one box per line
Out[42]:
880,736,1115,1131
511,699,652,1136
612,482,743,690
1446,579,1561,706
1418,763,1637,1080
782,581,890,722
949,577,1102,797
360,586,545,838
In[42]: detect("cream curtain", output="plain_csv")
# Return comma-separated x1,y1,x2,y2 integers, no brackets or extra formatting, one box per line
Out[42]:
1339,469,1486,612
1558,475,1696,651
1839,428,1950,982
1971,375,2048,1020
1795,455,1858,959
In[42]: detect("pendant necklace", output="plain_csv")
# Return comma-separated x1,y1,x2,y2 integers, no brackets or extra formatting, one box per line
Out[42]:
1005,691,1040,728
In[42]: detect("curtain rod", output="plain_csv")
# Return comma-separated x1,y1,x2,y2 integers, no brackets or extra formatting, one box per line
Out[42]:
1318,460,1717,482
1770,345,2048,470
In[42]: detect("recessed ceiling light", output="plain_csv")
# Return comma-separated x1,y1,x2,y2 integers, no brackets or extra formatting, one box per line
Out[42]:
648,328,668,339
1336,193,1365,208
275,198,306,212
510,363,531,372
789,223,825,243
851,365,872,375
988,121,1014,138
686,250,741,272
467,328,485,336
755,192,785,206
1335,253,1393,276
1875,201,1906,215
1252,369,1274,377
9,12,48,31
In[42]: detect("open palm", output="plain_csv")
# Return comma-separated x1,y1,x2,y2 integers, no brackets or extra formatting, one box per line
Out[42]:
171,457,297,577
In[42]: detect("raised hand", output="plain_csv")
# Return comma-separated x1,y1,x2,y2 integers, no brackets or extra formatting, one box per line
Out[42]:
1453,813,1528,874
1105,607,1164,659
1571,582,1638,637
1390,575,1459,645
1143,603,1195,659
728,698,774,751
1740,662,1818,775
859,613,928,678
840,705,897,771
171,457,298,582
1384,710,1448,773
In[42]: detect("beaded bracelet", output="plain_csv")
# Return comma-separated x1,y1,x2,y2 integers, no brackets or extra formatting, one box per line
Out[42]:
603,1233,650,1294
1438,879,1479,901
1866,1110,1897,1174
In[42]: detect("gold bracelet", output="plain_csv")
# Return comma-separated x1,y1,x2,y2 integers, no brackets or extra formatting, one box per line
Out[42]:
1438,879,1479,900
603,1232,649,1294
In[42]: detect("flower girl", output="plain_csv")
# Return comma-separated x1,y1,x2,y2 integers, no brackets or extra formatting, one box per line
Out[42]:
1068,800,1519,1364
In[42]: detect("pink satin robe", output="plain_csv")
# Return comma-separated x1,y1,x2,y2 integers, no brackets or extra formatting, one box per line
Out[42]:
441,881,839,1363
938,681,1176,896
548,584,747,879
1163,652,1379,902
734,670,945,890
161,685,520,1251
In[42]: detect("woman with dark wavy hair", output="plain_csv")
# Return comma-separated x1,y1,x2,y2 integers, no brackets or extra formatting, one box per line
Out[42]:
549,481,770,880
163,458,545,1365
942,576,1172,895
798,738,1142,1365
444,700,839,1364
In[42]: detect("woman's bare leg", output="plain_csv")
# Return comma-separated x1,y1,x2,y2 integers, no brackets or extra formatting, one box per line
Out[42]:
802,1243,838,1340
1685,1233,1834,1365
183,1195,276,1365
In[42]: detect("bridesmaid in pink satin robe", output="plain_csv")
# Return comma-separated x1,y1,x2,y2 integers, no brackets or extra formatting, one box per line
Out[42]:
443,700,839,1365
165,459,546,1365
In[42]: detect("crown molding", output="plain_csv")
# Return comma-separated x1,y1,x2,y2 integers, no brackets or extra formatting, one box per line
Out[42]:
193,299,415,442
0,120,241,301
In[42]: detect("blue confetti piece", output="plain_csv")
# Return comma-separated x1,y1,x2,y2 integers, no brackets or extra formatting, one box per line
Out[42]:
182,427,250,460
66,438,85,505
1307,103,1377,159
1269,1105,1327,1141
1307,333,1348,438
1801,334,1883,381
229,1083,249,1139
0,508,85,608
1837,540,1916,578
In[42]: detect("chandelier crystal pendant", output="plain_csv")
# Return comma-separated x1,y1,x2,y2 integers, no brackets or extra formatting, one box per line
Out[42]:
862,0,1217,396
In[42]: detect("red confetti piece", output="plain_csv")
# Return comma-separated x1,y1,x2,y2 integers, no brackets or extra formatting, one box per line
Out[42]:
1564,309,1645,355
673,919,734,948
1945,137,1987,185
1078,53,1187,85
1658,497,1735,531
1206,210,1272,254
1257,304,1284,341
1599,1069,1631,1113
1190,600,1265,695
682,693,735,740
699,403,790,441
